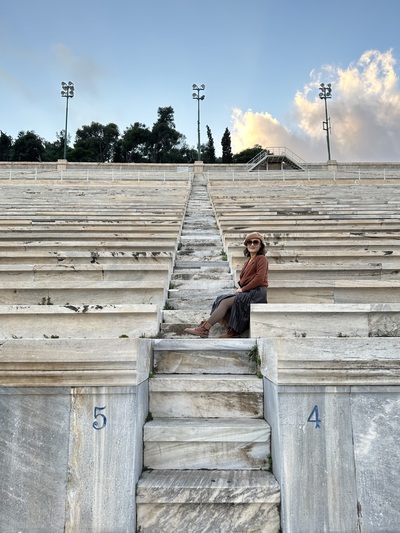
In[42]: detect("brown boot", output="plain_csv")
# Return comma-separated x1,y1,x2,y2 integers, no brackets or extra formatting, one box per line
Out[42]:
184,321,212,338
219,327,240,338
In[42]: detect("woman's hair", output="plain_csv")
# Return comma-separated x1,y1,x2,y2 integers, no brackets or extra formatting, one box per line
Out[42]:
243,241,266,257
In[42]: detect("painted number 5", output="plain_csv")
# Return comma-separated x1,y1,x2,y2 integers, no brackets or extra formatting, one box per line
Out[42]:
93,406,107,430
307,405,321,429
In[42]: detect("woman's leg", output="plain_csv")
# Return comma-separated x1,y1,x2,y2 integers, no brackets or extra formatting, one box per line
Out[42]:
207,296,235,325
184,295,236,337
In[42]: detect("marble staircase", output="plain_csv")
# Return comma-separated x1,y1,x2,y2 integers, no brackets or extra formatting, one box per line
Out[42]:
161,174,233,337
137,339,280,532
136,175,281,531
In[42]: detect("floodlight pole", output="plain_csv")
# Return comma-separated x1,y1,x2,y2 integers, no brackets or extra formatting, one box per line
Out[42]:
192,84,205,161
319,83,332,161
61,81,75,160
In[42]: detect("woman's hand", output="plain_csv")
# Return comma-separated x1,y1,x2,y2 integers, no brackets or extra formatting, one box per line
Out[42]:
235,288,243,293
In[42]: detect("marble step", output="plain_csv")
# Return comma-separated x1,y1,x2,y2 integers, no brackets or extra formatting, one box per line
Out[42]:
177,245,223,252
149,374,263,418
163,300,218,312
171,271,232,281
162,312,214,324
160,321,228,338
175,261,229,269
153,338,256,374
169,282,235,293
136,469,281,533
143,418,271,470
161,310,248,332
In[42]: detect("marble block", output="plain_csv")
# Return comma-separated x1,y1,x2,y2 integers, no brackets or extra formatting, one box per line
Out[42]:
350,388,400,533
149,374,263,418
258,337,400,386
0,282,166,306
153,338,256,374
144,418,270,470
251,303,400,338
137,469,280,533
0,388,71,532
65,385,147,532
265,383,360,533
0,303,161,339
0,337,152,387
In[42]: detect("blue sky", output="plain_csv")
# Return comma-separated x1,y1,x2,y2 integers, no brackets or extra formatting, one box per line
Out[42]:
2,0,400,161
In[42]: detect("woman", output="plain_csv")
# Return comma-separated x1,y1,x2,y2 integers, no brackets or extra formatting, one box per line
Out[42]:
184,232,268,338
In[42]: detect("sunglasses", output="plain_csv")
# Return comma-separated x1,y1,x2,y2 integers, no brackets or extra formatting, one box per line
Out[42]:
246,239,261,246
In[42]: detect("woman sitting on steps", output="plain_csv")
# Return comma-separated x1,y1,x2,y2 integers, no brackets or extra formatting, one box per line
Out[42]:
184,232,268,338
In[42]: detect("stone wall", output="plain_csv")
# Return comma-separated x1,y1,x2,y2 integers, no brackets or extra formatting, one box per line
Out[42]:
259,337,400,533
0,338,152,533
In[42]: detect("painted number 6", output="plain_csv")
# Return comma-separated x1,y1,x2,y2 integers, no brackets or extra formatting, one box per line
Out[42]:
93,406,107,430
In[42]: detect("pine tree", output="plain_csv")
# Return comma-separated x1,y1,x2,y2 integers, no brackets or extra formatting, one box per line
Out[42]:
203,125,216,163
221,127,233,163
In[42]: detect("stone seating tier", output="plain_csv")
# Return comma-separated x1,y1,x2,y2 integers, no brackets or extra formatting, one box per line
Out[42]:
250,303,400,338
0,304,161,340
0,281,167,305
0,251,174,265
230,249,400,267
0,337,151,387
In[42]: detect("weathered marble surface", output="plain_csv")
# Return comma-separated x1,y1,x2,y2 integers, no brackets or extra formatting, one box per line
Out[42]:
265,382,360,533
259,337,400,385
263,337,400,533
65,384,147,533
0,280,166,305
0,387,71,532
149,374,263,418
251,303,400,338
0,384,148,533
0,303,160,339
153,338,256,374
137,469,280,533
0,337,152,386
144,418,270,470
351,388,400,533
0,250,174,266
265,263,400,281
266,279,400,304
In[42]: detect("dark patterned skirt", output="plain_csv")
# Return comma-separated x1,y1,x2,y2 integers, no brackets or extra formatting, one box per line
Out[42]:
210,286,267,334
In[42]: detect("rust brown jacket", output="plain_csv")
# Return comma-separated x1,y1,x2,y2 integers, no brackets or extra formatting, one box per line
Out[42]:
238,255,268,292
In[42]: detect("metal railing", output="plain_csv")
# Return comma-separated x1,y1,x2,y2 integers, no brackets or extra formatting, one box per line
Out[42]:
207,167,400,182
0,167,193,183
245,147,307,171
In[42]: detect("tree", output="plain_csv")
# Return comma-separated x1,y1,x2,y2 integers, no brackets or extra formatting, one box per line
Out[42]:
150,106,182,163
221,127,233,163
42,131,67,161
168,140,198,163
72,122,120,162
203,125,216,163
0,131,13,161
233,144,264,164
13,131,45,161
121,122,152,162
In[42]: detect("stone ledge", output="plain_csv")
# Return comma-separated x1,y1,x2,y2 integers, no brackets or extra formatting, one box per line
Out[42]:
0,304,161,339
137,469,280,503
0,337,152,386
259,337,400,385
251,303,400,338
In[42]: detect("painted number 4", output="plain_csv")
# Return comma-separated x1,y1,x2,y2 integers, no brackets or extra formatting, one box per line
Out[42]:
307,405,321,429
93,406,107,430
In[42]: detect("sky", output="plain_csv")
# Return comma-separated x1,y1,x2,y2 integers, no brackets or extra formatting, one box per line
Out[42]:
2,0,400,162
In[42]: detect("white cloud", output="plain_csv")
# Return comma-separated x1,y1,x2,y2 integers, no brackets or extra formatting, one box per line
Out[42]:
52,43,105,96
231,49,400,162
